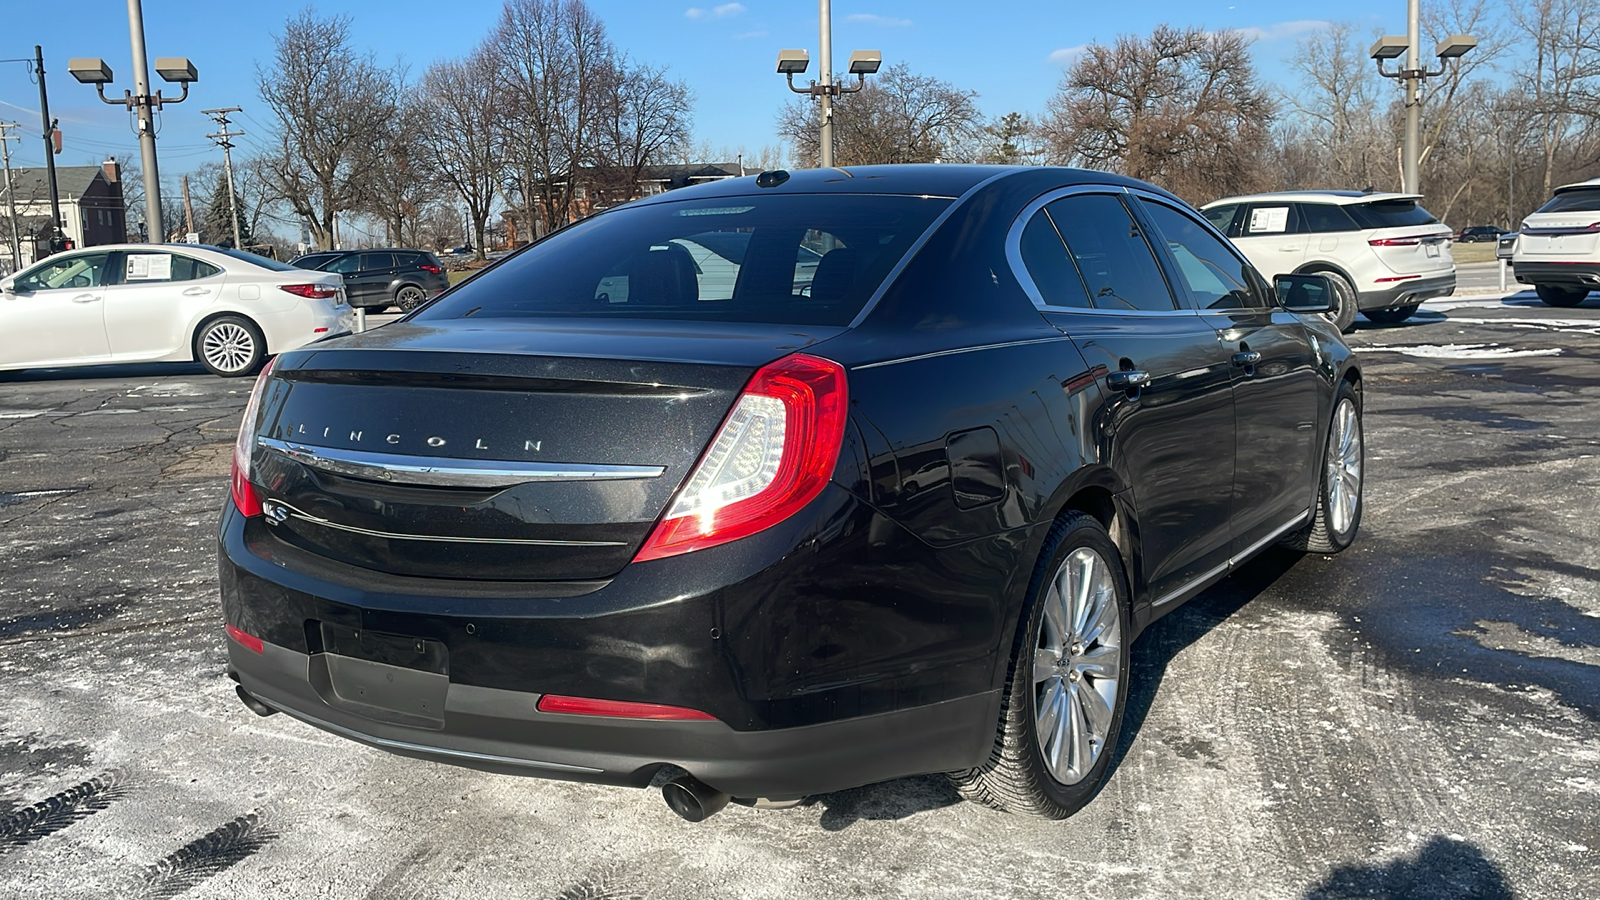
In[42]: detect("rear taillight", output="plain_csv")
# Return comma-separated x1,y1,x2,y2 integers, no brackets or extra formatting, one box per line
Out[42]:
280,284,339,299
535,695,715,721
230,358,278,517
1368,236,1422,246
634,353,848,562
419,264,443,274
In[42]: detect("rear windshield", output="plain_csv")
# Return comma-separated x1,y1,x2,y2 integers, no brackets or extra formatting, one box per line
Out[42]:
1537,188,1600,213
414,194,952,326
1346,200,1439,230
220,248,300,271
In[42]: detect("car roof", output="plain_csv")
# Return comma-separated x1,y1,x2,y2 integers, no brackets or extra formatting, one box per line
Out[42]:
621,164,1181,207
1202,190,1424,208
1552,177,1600,195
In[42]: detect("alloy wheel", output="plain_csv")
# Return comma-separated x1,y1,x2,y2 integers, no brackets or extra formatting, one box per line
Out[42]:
201,323,256,374
1033,546,1123,786
1325,398,1363,534
398,286,426,310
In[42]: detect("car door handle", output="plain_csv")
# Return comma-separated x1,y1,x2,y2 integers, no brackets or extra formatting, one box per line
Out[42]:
182,287,211,296
1105,370,1150,391
71,293,101,304
1232,350,1262,366
1279,246,1303,251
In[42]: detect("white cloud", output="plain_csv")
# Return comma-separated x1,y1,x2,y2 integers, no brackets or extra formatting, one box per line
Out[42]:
1049,45,1089,66
845,13,913,27
1234,20,1329,42
686,3,745,19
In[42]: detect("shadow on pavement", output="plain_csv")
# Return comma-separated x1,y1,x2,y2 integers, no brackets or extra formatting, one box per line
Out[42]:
802,547,1310,830
0,361,210,383
1302,835,1515,899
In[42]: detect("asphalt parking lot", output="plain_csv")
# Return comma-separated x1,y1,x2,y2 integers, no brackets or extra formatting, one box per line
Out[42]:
1,288,1597,899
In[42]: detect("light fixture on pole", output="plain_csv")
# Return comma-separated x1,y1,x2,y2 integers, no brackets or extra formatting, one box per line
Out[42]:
1370,0,1476,195
775,2,882,168
69,1,199,245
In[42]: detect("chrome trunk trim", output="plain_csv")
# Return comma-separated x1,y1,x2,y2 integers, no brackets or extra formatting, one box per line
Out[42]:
261,499,628,547
258,437,664,488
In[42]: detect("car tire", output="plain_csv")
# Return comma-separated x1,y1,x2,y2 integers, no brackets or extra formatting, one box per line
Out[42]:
395,284,428,312
194,315,266,378
1535,284,1588,308
1281,381,1363,554
1363,303,1419,325
948,511,1130,819
1316,269,1358,333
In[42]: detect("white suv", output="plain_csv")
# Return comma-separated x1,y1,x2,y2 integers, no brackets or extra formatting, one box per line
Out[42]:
1513,178,1600,307
1200,191,1455,331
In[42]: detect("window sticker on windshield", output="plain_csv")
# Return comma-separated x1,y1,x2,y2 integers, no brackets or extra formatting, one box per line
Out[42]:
1248,207,1289,234
126,254,172,281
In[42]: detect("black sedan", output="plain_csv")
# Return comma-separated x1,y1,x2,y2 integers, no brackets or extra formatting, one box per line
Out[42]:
219,165,1362,822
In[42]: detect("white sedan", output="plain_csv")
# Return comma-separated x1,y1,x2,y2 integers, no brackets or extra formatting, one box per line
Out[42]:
0,244,352,377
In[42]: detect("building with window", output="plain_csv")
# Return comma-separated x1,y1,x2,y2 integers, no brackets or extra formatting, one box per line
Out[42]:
0,160,128,271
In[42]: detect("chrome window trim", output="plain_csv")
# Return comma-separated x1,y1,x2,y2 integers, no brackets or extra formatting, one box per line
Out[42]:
846,169,1028,329
258,437,664,489
851,335,1074,371
1004,184,1202,318
261,498,628,547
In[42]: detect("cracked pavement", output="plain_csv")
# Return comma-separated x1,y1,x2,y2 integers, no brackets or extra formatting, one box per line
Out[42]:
0,297,1597,899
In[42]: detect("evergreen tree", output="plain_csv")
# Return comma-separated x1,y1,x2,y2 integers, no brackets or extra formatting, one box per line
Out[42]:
202,172,253,248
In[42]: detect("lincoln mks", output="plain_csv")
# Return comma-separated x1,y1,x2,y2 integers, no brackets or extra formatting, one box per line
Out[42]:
219,165,1362,821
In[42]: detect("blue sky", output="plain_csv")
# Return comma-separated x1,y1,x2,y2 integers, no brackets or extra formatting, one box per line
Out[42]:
1,1,1406,178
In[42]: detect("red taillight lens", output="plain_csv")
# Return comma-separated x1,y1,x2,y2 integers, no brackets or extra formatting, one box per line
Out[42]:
230,358,278,517
225,623,265,654
634,353,848,562
535,694,715,721
280,284,339,299
1368,236,1422,247
419,264,443,274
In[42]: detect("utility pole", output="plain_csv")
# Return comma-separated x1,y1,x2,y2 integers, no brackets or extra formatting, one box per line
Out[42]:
180,173,195,238
34,46,64,246
0,122,21,267
202,106,243,249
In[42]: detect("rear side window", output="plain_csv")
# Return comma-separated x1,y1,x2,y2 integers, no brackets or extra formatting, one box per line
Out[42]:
1537,189,1600,213
1017,209,1093,309
359,252,397,271
1298,204,1360,233
416,194,951,326
1347,200,1439,229
1044,194,1176,312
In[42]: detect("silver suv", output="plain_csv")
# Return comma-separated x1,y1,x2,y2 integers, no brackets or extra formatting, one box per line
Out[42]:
1201,191,1456,330
1512,178,1600,307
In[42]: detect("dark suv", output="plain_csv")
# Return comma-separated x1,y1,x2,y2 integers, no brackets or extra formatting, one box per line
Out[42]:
289,248,449,311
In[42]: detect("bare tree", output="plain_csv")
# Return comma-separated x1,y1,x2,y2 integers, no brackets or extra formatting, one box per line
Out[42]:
1042,26,1276,202
419,46,506,258
591,60,693,202
1511,0,1600,198
491,0,614,239
258,10,398,249
363,76,442,246
778,63,983,167
1286,23,1392,190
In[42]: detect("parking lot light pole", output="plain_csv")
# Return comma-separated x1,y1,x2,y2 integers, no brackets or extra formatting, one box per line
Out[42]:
776,2,882,168
68,0,199,244
1371,0,1476,195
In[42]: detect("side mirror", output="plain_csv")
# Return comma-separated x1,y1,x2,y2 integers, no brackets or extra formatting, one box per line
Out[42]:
1275,273,1334,313
0,277,14,295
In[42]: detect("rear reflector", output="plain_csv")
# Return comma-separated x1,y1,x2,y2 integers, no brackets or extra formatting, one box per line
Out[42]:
225,624,265,654
313,327,329,333
536,695,716,721
634,353,848,562
280,284,340,299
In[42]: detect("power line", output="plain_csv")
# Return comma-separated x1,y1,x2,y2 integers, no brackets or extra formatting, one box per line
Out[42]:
203,106,244,249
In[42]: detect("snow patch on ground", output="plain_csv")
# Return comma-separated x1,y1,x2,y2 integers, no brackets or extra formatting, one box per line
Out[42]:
1377,343,1564,360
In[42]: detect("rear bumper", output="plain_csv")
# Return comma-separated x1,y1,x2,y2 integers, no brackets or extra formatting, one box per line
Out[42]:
228,639,993,798
1513,261,1600,287
1357,272,1455,310
216,488,1008,798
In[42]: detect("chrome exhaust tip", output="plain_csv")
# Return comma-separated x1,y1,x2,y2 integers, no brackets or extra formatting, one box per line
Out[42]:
661,774,731,822
235,684,278,717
